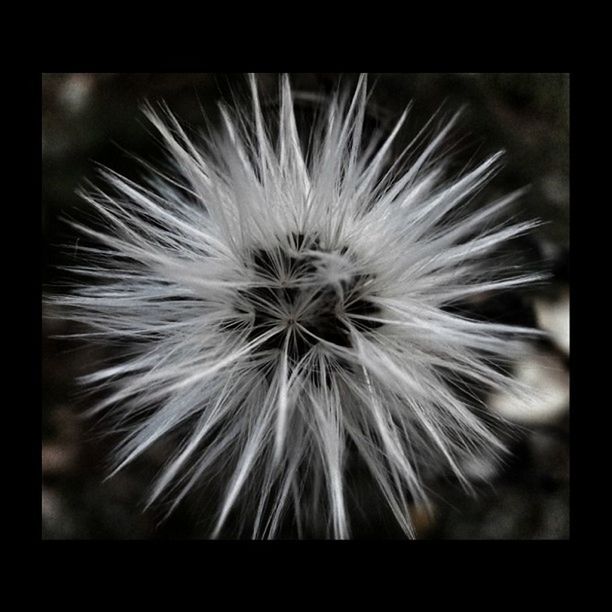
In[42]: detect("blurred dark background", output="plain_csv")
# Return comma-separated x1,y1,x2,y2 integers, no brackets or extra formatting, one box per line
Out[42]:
42,73,569,539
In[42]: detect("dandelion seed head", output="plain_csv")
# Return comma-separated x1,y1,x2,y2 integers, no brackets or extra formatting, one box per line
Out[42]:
49,74,542,539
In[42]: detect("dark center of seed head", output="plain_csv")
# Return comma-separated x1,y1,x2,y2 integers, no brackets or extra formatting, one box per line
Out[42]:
227,233,383,364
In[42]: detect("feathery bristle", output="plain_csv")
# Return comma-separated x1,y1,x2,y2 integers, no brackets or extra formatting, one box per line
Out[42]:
48,74,542,539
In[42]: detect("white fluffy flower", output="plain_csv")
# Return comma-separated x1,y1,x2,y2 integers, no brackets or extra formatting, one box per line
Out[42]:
52,74,541,539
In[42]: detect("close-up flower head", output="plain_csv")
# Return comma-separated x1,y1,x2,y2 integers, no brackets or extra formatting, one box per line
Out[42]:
42,73,570,539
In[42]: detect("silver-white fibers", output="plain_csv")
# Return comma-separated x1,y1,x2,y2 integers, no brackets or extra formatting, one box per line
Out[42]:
50,75,542,539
